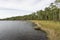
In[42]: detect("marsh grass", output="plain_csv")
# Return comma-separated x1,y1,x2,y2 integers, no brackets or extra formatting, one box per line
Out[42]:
31,20,60,40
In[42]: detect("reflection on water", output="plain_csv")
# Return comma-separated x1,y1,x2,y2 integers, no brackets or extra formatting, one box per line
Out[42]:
0,21,47,40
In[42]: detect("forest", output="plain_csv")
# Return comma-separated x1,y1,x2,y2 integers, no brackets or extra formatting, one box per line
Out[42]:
1,0,60,21
3,3,60,21
1,0,60,40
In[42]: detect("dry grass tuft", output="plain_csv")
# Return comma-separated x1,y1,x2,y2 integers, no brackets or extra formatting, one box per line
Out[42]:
31,20,60,40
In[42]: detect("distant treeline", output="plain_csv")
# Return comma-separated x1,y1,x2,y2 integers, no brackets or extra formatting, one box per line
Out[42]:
2,3,60,21
56,0,60,2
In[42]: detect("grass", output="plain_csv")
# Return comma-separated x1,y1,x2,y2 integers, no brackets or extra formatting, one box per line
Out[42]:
31,20,60,40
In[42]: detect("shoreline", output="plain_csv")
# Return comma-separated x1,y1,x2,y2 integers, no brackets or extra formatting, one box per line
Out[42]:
31,20,60,40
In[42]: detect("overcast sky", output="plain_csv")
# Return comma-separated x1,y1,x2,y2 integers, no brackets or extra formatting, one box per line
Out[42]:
0,0,55,19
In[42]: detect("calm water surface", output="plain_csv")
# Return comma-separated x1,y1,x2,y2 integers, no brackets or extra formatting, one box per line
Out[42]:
0,21,47,40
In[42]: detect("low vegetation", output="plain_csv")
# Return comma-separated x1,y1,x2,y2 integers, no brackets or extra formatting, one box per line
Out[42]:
1,0,60,40
31,20,60,40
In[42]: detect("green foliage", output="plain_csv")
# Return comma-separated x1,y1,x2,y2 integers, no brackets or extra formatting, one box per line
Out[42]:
56,0,60,2
3,3,60,21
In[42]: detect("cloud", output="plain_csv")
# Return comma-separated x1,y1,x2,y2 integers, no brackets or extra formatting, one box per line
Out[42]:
0,0,55,18
0,8,32,19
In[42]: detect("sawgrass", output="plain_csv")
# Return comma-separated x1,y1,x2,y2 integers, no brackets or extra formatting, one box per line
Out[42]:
31,20,60,40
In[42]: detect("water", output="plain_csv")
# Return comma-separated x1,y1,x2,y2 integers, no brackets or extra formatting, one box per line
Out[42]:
0,21,48,40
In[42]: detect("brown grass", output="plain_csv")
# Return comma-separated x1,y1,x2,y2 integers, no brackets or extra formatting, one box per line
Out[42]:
31,20,60,40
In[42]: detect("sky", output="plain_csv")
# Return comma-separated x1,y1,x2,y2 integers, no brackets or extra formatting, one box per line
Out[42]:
0,0,55,19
